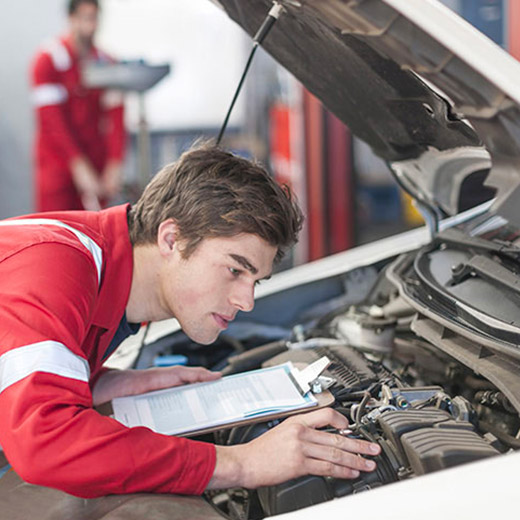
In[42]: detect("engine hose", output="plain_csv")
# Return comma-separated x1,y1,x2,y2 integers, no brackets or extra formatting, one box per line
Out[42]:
221,340,288,375
354,391,371,426
475,390,516,414
478,420,520,449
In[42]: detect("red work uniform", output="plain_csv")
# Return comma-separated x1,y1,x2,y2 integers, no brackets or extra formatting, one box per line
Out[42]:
0,205,216,498
30,35,126,212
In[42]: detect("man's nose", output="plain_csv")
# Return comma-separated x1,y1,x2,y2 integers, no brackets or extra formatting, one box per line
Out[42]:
230,282,255,313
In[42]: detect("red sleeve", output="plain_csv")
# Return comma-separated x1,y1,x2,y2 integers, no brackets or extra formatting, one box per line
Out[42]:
31,51,83,162
0,243,216,498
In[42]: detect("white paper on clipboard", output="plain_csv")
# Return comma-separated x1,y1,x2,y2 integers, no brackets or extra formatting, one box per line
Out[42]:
112,362,318,436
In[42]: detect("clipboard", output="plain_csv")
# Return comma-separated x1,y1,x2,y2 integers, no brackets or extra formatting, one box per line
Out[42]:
181,388,334,437
111,357,336,437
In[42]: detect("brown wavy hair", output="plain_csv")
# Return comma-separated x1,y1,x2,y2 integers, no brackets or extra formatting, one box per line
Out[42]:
128,143,303,263
68,0,98,15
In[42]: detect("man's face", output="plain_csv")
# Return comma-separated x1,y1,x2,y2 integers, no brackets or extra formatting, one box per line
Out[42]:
159,233,277,345
69,3,98,49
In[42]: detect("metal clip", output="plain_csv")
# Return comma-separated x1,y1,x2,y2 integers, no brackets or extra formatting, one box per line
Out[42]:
291,356,331,395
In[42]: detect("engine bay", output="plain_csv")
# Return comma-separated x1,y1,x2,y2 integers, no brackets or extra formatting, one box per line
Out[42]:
136,251,520,519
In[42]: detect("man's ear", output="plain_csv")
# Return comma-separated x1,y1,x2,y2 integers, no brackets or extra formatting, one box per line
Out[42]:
157,219,179,256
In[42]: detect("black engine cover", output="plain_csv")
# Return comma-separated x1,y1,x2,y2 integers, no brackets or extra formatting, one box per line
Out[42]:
379,409,499,475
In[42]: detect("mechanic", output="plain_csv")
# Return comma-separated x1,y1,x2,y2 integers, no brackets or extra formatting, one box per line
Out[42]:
0,144,381,498
30,0,125,212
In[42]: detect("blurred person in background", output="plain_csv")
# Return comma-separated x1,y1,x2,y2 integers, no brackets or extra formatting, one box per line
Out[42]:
30,0,125,212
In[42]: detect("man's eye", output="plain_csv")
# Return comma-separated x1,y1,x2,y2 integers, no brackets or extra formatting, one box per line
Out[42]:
254,279,262,287
229,267,240,276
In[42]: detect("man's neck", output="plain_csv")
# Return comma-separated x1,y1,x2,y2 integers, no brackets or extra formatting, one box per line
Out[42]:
70,33,93,59
126,244,170,323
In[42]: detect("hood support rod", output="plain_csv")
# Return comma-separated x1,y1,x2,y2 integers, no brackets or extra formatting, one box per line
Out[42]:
216,2,285,146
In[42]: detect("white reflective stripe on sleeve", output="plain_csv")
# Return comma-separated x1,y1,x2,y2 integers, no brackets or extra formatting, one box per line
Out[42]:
31,84,68,107
0,219,103,284
44,39,72,71
0,341,90,394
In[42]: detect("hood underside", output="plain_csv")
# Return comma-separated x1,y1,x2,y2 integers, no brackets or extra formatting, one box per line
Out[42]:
214,0,520,218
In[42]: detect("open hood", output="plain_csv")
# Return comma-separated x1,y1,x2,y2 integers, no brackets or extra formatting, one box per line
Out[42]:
212,0,520,220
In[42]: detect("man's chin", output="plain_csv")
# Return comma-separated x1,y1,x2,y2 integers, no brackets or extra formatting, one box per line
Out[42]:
185,328,220,346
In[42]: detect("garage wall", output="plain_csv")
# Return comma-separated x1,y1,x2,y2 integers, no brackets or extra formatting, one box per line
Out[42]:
98,0,247,133
0,0,65,218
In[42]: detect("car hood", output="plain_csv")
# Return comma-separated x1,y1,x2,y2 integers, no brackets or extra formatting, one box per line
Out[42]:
212,0,520,221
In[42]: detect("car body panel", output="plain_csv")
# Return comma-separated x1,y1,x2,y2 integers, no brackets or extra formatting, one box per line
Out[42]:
277,448,520,519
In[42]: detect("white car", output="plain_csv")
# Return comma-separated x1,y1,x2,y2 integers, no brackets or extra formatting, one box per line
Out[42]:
174,0,520,518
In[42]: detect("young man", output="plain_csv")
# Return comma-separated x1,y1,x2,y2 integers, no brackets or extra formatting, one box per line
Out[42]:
0,145,380,498
30,0,125,212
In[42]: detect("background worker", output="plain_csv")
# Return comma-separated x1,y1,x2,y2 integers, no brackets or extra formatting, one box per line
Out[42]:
30,0,125,212
0,144,380,498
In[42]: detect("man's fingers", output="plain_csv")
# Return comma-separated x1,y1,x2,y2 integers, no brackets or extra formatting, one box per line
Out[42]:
303,428,381,457
178,366,222,383
148,366,221,390
294,408,350,431
301,457,363,480
303,442,377,473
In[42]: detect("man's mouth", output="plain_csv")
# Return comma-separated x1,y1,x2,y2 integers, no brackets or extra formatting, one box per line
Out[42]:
213,313,233,329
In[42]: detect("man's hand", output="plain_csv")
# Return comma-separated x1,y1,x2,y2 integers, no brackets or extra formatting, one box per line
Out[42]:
92,366,222,406
70,156,103,210
208,408,380,489
101,160,123,200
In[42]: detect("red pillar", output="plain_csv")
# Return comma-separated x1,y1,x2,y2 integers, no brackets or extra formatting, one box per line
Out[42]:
303,90,326,261
508,0,520,59
326,113,354,253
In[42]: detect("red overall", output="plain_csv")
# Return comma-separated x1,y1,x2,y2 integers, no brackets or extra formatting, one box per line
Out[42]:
31,35,125,211
0,205,216,498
